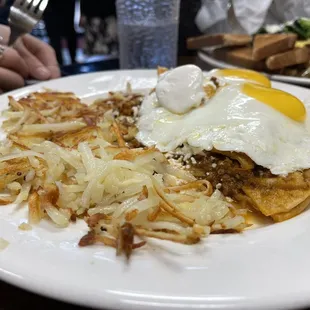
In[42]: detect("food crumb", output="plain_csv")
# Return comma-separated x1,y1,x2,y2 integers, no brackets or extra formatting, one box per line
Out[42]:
0,237,9,251
132,106,139,118
212,163,217,168
190,157,197,164
70,214,77,222
112,110,120,118
18,222,32,231
216,183,222,189
210,76,220,88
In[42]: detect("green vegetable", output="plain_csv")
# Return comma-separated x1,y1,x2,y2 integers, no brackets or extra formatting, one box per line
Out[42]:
256,27,268,34
255,18,310,39
284,24,307,39
295,18,310,39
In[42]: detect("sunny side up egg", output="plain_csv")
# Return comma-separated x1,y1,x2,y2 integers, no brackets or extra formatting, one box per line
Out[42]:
136,65,310,176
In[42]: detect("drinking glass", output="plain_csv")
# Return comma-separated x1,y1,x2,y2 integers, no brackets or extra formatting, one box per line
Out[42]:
116,0,180,69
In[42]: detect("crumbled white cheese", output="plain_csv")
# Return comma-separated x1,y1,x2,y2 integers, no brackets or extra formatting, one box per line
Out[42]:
167,158,186,170
132,106,139,118
226,197,233,203
190,157,197,164
112,110,120,118
212,163,217,168
216,183,222,189
183,153,192,162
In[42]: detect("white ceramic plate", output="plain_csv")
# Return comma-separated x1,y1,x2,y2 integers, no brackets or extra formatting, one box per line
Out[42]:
1,70,310,310
198,50,310,87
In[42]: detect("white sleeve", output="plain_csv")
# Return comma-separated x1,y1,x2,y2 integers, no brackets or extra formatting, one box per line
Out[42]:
233,0,273,34
269,0,310,23
195,0,229,33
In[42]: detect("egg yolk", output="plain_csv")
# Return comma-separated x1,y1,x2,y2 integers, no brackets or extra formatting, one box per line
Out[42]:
216,69,271,88
242,83,306,122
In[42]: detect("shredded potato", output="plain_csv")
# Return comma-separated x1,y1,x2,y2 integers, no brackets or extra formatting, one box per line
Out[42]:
0,237,9,251
0,89,247,259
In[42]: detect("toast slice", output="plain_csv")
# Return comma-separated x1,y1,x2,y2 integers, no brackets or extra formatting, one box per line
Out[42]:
187,33,252,50
266,47,309,70
212,47,266,70
253,34,297,61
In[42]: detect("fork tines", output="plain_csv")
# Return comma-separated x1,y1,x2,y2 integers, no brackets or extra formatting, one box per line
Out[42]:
8,0,49,46
12,0,48,17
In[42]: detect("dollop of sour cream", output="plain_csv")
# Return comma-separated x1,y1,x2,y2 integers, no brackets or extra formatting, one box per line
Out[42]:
155,65,205,114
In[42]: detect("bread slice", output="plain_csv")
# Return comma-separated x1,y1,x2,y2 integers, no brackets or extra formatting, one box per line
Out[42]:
253,34,297,61
266,47,309,70
212,47,266,70
187,33,252,50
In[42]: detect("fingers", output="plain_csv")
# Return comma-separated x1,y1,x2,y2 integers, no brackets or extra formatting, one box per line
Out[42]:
14,37,51,80
0,24,10,45
0,45,28,78
16,35,60,80
0,67,25,92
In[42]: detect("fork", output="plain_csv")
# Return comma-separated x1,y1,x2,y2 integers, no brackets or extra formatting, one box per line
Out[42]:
7,0,49,46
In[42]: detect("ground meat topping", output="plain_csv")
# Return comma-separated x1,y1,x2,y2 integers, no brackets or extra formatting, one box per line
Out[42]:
182,151,272,197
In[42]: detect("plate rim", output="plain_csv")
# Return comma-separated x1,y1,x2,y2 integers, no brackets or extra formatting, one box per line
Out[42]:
2,68,309,100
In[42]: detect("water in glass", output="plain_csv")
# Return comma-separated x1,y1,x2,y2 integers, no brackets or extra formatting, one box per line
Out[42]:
116,0,180,69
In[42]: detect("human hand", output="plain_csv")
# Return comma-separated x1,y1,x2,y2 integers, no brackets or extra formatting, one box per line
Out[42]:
0,45,28,93
0,25,60,92
14,34,61,80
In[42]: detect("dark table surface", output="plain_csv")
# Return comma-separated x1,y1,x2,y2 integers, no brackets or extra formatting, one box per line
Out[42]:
1,55,310,310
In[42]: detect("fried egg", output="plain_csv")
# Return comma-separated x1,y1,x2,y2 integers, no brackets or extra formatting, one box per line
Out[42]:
137,65,310,175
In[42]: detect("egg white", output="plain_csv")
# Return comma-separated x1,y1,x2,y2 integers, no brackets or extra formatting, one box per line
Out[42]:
137,82,310,176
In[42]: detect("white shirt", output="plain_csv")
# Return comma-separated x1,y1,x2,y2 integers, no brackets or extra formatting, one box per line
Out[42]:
196,0,310,35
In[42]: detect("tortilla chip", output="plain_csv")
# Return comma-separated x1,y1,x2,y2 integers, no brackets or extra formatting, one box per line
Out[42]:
271,195,310,222
242,185,310,216
248,172,309,190
212,149,254,169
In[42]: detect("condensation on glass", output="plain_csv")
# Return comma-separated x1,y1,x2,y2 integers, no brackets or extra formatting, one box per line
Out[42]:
116,0,180,69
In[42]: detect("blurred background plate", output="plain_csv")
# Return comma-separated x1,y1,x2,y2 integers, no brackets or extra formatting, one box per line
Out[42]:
198,49,310,87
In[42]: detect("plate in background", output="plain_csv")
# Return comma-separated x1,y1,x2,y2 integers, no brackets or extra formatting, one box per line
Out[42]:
198,50,310,87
